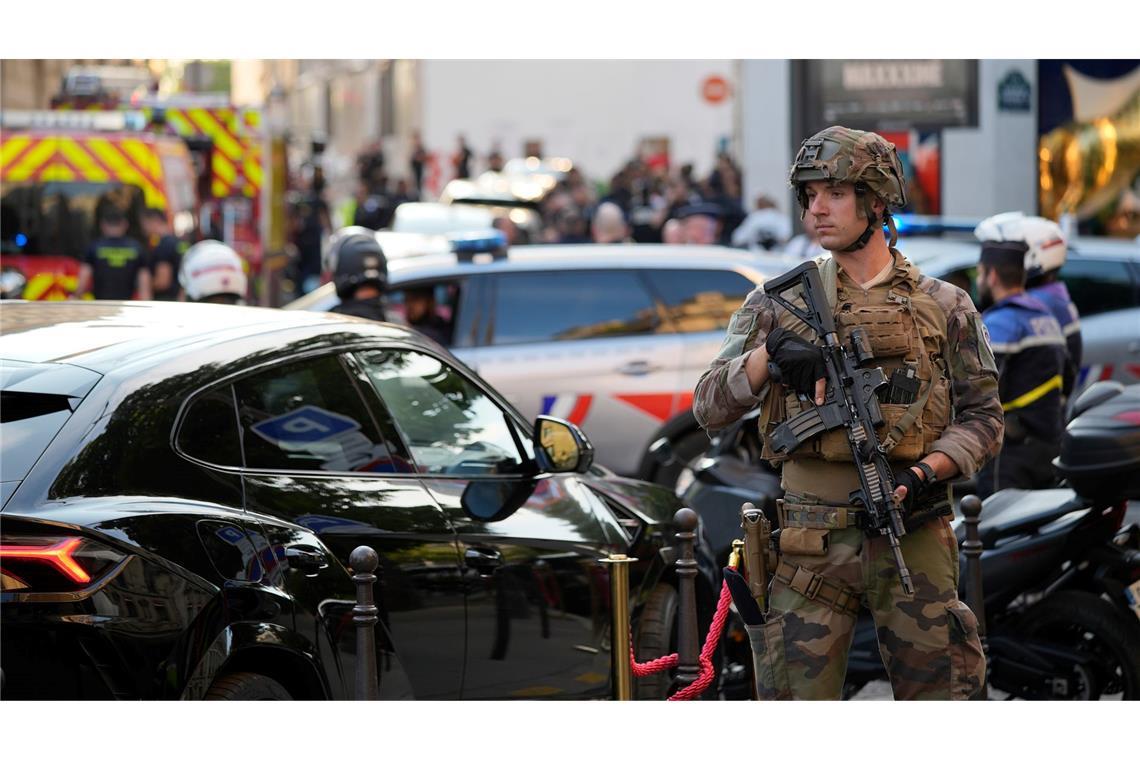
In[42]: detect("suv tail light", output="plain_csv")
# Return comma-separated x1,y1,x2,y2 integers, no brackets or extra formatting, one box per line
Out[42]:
1,535,127,593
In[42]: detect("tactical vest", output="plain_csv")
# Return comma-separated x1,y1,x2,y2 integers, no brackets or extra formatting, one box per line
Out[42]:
759,254,953,466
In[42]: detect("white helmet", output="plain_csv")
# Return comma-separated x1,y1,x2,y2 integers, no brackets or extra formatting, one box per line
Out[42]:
179,240,248,303
974,212,1068,278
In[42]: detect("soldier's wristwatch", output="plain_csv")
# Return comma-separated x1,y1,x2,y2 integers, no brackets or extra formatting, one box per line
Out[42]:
913,461,937,485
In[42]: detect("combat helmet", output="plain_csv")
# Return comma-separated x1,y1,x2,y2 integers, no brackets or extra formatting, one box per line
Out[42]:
789,126,907,251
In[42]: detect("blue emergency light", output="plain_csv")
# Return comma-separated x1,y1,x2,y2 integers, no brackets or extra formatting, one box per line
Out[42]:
892,214,981,237
15,233,28,248
449,230,508,261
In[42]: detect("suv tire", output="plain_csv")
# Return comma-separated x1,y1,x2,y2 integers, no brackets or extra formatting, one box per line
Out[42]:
205,672,293,701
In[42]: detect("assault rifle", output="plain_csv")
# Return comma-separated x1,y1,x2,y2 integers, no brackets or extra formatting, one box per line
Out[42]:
763,260,914,595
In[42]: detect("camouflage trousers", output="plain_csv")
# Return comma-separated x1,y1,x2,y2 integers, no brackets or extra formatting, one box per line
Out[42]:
746,514,986,700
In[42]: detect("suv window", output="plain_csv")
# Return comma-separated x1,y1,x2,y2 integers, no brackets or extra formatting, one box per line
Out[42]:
1059,258,1137,317
177,386,242,467
233,354,407,474
489,270,659,345
356,349,526,475
0,391,72,482
642,268,756,333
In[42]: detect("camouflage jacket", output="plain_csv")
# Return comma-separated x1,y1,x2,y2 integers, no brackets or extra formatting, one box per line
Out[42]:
692,252,1005,479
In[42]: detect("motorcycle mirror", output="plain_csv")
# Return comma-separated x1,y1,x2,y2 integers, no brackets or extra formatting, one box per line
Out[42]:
649,437,677,466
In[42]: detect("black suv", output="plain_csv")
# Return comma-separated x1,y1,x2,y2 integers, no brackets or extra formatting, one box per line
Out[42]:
0,301,718,700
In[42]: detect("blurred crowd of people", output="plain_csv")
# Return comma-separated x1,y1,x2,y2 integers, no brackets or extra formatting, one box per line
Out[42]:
282,134,839,293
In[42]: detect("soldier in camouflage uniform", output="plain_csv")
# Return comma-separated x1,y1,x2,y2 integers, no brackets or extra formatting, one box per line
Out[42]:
694,126,1003,700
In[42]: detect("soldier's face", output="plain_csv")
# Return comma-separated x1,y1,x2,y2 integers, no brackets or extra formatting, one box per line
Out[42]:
804,181,859,251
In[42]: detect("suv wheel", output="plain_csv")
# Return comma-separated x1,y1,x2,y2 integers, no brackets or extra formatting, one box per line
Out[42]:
205,672,293,701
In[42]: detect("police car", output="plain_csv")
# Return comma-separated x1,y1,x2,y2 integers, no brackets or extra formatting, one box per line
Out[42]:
288,236,799,486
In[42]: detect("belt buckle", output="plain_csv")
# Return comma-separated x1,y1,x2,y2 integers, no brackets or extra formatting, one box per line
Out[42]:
799,570,823,600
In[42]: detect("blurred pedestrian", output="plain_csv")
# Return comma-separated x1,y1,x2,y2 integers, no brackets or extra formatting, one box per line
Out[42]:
975,239,1066,501
975,213,1082,403
661,218,684,245
140,207,184,300
487,142,505,172
454,135,473,180
591,202,630,243
675,202,723,245
410,132,428,197
75,207,152,300
291,171,331,294
403,285,451,345
358,139,385,193
328,229,389,322
731,195,792,251
179,240,247,305
493,216,524,246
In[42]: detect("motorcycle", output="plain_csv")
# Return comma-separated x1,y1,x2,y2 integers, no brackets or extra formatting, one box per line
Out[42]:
668,381,1140,700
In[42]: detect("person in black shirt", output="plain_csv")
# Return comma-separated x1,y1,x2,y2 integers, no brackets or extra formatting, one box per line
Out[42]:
141,207,184,300
76,208,152,300
454,135,473,180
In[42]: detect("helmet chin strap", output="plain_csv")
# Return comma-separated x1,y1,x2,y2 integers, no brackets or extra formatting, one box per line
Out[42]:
838,193,896,252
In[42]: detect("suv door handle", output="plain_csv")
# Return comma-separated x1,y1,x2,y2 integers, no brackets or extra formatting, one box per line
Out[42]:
464,547,503,574
617,360,660,376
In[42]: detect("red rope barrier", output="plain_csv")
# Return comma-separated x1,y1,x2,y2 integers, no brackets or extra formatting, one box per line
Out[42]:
627,578,735,700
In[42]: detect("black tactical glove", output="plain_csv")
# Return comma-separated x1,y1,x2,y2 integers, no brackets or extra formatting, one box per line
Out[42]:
894,466,932,514
765,326,826,397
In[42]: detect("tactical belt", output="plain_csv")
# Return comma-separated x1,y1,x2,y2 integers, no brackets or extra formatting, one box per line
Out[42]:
780,499,952,533
774,559,863,617
779,501,868,530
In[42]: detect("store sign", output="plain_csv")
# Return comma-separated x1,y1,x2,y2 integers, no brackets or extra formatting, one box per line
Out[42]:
801,60,979,131
998,70,1032,112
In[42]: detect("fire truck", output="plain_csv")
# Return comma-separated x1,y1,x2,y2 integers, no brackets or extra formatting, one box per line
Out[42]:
54,88,272,281
0,109,199,299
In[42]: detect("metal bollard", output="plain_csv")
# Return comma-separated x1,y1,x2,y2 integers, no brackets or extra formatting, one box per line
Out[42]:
673,507,700,690
600,553,638,700
959,495,988,700
350,545,380,701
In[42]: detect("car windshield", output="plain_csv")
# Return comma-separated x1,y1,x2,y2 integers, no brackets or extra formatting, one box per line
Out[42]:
1,181,145,258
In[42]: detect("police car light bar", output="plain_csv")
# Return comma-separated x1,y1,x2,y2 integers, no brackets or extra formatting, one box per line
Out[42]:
893,214,981,236
449,230,508,262
0,110,149,132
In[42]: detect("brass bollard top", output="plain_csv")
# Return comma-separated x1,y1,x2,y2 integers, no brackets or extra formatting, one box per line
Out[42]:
349,545,380,574
960,495,983,518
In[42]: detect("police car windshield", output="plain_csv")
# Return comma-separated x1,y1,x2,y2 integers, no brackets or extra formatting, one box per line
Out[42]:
1,181,145,258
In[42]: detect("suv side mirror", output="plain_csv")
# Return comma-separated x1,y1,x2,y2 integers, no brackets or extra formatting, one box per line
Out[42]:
534,415,594,474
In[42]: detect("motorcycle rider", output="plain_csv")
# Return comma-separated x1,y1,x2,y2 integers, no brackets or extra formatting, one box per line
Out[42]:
178,240,248,305
974,239,1067,500
326,227,389,322
975,212,1082,401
